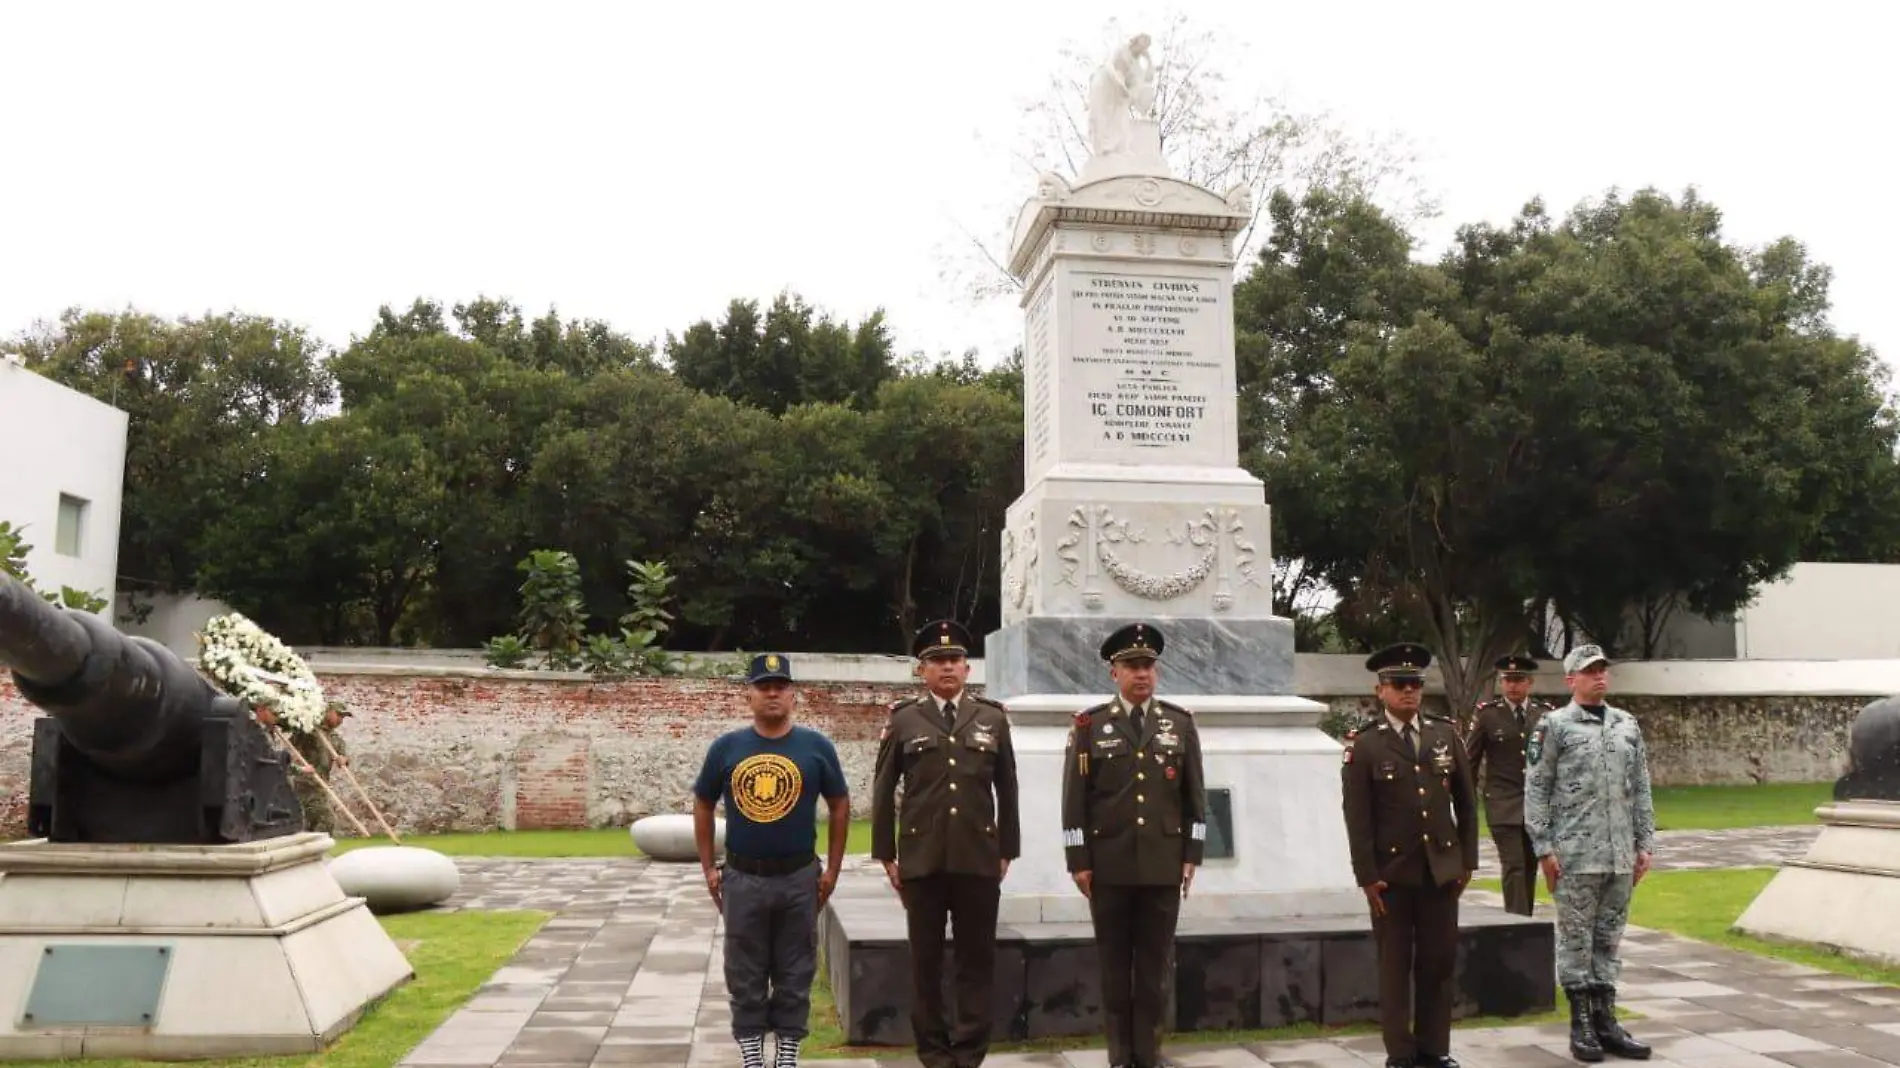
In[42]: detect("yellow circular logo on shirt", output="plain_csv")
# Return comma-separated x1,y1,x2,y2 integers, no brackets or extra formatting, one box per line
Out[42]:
731,754,802,824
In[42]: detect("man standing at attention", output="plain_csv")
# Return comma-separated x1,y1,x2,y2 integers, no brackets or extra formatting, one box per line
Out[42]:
870,618,1021,1068
1061,622,1207,1068
1466,653,1555,916
693,654,851,1068
1525,645,1655,1063
1340,643,1478,1068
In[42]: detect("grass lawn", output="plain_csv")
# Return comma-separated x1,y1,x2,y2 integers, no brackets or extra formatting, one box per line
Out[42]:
328,782,1835,859
330,820,877,857
1475,866,1900,987
6,909,549,1068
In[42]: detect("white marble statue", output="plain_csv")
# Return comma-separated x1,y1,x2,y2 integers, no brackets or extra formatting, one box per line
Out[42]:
1086,33,1155,159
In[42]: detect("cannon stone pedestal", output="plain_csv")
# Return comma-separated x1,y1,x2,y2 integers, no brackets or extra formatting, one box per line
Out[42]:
0,832,413,1060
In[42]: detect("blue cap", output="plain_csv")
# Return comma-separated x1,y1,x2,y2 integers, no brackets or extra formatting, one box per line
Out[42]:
746,653,793,684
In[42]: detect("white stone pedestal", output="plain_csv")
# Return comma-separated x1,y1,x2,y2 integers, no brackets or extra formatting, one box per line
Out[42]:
986,162,1362,926
995,694,1362,923
1735,799,1900,964
0,832,414,1060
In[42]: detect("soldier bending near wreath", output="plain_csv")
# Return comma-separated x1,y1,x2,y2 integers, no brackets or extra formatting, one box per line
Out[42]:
291,701,352,834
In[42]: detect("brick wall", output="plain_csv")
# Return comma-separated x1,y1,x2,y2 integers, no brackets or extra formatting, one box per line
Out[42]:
0,670,906,838
0,667,1865,838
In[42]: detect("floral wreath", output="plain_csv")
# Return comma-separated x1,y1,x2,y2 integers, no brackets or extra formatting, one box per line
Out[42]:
198,612,327,734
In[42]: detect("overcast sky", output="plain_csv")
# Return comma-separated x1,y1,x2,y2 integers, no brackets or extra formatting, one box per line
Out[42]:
1,0,1891,377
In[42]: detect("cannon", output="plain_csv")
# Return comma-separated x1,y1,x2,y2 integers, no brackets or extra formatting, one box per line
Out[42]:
1834,695,1900,803
0,572,303,844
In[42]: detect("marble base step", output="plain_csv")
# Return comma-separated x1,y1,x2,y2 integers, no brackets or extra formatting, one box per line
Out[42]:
0,832,413,1060
819,890,1555,1045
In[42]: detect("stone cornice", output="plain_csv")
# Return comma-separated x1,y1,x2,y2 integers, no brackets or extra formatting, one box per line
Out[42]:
1007,172,1251,281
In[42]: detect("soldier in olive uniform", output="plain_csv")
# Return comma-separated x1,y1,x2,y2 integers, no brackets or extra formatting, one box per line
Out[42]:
1466,653,1555,916
871,618,1021,1068
1525,645,1654,1063
1061,622,1206,1068
1340,643,1479,1068
292,701,352,834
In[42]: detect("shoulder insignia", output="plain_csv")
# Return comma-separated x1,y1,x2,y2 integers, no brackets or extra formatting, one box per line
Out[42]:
1342,746,1354,765
887,696,921,714
1073,710,1093,729
1525,721,1547,765
1156,699,1192,716
971,694,1009,713
1343,727,1360,740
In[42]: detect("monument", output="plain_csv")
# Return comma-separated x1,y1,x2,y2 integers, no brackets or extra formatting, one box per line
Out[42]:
1736,695,1900,961
820,34,1554,1044
0,573,413,1059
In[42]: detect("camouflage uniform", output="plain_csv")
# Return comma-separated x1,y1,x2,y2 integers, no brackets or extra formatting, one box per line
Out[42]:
291,726,349,833
1524,684,1655,1062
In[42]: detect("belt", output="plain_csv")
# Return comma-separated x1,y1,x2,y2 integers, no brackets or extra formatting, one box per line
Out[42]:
724,852,817,877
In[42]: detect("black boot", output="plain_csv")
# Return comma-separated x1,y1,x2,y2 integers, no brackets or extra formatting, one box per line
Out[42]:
1566,987,1604,1062
1591,986,1651,1059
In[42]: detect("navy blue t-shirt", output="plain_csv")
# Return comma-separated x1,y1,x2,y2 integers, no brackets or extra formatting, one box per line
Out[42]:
692,724,849,859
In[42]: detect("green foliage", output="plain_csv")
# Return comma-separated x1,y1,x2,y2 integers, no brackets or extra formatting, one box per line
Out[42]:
480,634,530,670
481,554,739,678
0,520,110,614
513,550,587,670
1238,185,1900,708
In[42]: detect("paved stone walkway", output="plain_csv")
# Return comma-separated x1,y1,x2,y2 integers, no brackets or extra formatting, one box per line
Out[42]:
399,825,1900,1068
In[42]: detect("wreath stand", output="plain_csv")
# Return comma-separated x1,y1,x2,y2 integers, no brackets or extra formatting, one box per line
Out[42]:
269,727,401,844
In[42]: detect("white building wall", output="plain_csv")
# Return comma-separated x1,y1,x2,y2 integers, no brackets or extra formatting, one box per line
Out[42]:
0,360,128,613
1736,562,1900,659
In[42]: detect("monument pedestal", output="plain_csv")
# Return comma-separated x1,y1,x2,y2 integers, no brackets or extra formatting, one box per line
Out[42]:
0,833,413,1060
1736,799,1900,963
821,101,1554,1041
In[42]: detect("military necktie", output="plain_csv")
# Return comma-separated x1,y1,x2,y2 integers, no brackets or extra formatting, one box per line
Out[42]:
1402,723,1417,759
1514,703,1524,729
942,699,957,731
1130,701,1146,738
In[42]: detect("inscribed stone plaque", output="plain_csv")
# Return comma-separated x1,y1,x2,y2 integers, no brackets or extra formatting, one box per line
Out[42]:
23,944,172,1026
1203,787,1235,860
1025,283,1056,474
1061,268,1231,469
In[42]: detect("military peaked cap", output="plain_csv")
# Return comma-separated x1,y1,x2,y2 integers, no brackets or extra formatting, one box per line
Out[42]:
1495,653,1538,675
1100,621,1165,663
912,618,971,660
1365,642,1431,681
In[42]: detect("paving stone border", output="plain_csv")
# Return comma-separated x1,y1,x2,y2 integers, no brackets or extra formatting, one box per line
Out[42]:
399,825,1898,1068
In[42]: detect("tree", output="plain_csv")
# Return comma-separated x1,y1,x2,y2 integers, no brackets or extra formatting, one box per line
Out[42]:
939,12,1440,303
9,309,335,596
1240,186,1900,712
663,292,897,414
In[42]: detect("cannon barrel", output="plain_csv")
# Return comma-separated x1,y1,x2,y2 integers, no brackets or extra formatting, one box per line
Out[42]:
0,572,230,784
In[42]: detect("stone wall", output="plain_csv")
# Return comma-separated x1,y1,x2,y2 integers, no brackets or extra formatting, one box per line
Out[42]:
0,670,902,839
0,654,1880,837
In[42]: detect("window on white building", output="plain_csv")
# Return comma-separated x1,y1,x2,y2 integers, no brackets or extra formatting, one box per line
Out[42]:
55,493,87,557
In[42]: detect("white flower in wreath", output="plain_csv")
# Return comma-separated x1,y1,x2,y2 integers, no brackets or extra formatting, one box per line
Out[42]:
196,613,327,734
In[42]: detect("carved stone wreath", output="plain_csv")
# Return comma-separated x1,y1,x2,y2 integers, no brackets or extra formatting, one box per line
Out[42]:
1052,504,1261,607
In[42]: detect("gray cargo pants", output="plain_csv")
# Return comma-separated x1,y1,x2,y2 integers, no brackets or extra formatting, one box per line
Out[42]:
723,859,821,1040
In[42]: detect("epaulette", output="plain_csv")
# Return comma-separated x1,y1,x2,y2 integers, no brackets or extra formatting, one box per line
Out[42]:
969,694,1008,712
1424,711,1455,724
887,696,921,714
1073,701,1112,729
1155,698,1193,715
1474,697,1500,710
